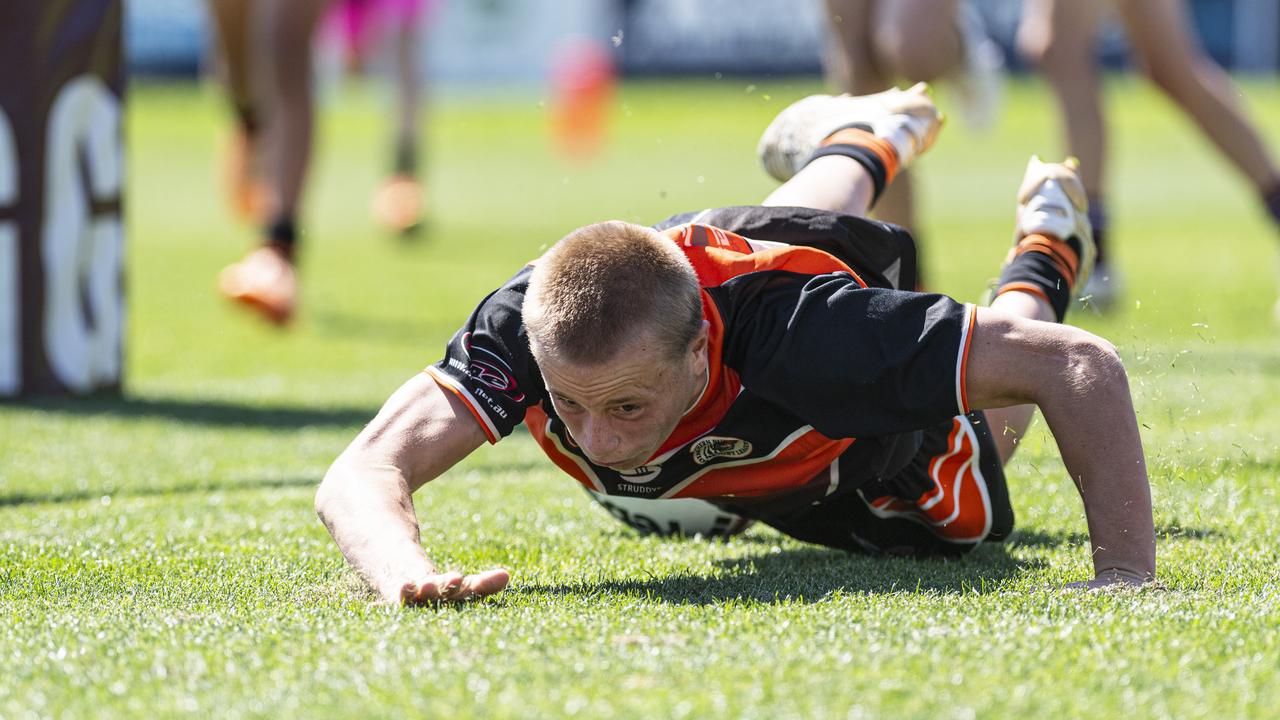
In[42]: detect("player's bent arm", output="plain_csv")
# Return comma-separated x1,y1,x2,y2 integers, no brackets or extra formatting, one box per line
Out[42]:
964,307,1156,587
315,372,509,604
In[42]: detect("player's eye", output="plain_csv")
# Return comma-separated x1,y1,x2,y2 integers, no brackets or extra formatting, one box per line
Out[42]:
615,403,642,416
555,396,581,411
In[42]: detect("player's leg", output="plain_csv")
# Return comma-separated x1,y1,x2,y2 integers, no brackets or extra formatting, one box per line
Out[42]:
876,0,1003,133
207,0,274,222
822,0,919,276
262,0,331,252
392,13,422,182
218,0,332,324
823,0,888,97
983,157,1096,463
759,84,943,219
828,159,1096,552
371,3,428,234
762,156,877,218
207,0,258,135
1118,0,1280,219
1017,0,1111,294
1018,0,1104,203
871,0,962,83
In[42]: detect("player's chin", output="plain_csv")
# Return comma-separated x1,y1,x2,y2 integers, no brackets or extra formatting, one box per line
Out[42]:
598,452,652,471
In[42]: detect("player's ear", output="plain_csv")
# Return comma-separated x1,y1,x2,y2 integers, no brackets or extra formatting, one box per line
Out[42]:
688,320,710,373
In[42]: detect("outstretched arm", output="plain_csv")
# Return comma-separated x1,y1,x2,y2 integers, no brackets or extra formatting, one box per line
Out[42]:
965,306,1156,587
315,372,510,604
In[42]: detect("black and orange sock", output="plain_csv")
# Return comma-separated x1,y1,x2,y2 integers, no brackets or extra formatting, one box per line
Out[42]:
235,103,259,138
995,233,1082,322
804,126,899,207
393,135,418,177
266,216,297,261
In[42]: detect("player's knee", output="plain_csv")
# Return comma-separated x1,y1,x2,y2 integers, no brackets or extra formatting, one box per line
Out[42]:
884,40,956,83
872,15,956,82
1142,56,1206,103
1018,29,1084,78
1015,25,1050,69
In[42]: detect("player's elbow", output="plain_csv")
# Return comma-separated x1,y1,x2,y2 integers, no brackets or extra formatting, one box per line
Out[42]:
314,469,338,525
314,459,352,527
1062,331,1128,398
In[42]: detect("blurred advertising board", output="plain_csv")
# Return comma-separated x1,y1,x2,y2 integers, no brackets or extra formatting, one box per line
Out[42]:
0,0,125,397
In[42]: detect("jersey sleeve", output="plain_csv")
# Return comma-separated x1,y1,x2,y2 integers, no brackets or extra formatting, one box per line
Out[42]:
714,270,975,438
425,266,543,443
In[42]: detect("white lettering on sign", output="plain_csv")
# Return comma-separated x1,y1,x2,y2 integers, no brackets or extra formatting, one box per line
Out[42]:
0,107,17,395
42,76,123,392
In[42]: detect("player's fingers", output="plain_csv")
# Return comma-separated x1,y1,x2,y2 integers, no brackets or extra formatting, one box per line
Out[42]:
460,568,510,599
399,582,420,605
432,571,466,600
401,571,506,605
403,572,464,604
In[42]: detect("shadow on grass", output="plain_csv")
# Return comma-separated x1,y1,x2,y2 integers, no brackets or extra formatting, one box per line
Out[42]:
0,475,316,507
4,393,375,429
311,310,439,344
1009,524,1224,549
518,544,1040,605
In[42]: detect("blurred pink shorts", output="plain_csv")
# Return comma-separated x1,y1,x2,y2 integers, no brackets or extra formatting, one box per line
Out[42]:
326,0,441,59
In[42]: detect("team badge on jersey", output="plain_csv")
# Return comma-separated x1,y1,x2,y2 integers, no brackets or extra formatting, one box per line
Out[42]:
691,436,753,465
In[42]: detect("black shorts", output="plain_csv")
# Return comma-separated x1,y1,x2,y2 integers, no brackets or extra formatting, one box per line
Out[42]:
718,412,1014,557
657,205,1008,556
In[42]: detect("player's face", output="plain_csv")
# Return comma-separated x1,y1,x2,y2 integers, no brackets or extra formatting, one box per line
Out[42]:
540,324,709,471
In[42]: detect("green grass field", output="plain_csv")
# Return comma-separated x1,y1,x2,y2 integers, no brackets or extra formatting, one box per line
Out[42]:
3,75,1279,718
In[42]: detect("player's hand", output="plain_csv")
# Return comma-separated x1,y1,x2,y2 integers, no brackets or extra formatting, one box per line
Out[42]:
1066,568,1152,591
397,568,510,605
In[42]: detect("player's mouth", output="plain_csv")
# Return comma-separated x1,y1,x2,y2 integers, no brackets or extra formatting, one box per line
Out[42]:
596,451,651,472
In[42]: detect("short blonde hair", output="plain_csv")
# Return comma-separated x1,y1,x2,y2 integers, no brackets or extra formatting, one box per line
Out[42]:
525,221,702,365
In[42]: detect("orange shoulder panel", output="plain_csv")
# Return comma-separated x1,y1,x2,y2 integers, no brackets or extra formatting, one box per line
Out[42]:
662,223,867,288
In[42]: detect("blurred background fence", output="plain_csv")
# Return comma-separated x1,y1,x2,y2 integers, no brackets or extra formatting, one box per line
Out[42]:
128,0,1280,81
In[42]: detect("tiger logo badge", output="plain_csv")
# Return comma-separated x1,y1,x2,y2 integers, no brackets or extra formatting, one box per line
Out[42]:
691,436,753,465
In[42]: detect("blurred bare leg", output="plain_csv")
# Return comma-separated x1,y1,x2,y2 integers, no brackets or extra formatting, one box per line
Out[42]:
370,15,428,234
392,17,422,175
1017,0,1105,199
207,0,257,120
871,0,963,83
1015,0,1119,301
261,0,333,241
1117,0,1280,197
217,0,330,325
207,0,274,221
823,0,890,97
823,0,920,283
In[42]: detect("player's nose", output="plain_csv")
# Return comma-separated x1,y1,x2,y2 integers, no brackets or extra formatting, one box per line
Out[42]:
579,417,623,463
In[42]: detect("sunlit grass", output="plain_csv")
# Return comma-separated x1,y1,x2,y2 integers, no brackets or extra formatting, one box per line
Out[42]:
1,75,1278,718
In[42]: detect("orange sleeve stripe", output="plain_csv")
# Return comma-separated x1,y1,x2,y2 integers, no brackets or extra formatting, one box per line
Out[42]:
423,366,500,444
957,304,977,414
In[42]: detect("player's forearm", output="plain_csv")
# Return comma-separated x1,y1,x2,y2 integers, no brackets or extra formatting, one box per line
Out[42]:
1035,339,1156,580
315,457,438,602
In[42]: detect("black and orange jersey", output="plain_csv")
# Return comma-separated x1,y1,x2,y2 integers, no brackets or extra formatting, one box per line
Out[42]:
426,206,977,501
